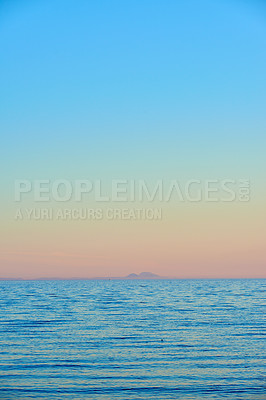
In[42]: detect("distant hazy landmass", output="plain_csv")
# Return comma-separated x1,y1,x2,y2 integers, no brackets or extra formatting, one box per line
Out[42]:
125,272,160,279
0,272,161,280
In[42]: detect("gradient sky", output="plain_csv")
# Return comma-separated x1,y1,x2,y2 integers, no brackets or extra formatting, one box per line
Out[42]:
1,0,266,278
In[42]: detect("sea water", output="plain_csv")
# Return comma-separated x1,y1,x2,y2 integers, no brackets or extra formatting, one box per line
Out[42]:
0,279,265,399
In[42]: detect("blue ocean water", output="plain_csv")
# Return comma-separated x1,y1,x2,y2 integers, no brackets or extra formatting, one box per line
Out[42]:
0,279,265,400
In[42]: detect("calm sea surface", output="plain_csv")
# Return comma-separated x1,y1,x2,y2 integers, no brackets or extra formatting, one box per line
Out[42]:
0,279,265,400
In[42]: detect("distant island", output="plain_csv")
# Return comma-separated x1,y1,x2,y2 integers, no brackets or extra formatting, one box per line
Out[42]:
125,272,160,279
0,272,163,280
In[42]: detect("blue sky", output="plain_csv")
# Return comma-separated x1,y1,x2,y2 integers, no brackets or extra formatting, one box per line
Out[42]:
1,0,266,279
1,0,266,183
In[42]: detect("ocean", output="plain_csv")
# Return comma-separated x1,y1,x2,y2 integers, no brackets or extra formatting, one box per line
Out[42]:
0,279,265,399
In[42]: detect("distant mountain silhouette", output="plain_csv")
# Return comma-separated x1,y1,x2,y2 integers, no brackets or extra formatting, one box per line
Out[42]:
126,273,139,279
125,272,160,279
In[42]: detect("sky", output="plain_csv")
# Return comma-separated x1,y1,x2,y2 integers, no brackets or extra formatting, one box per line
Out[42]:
0,0,266,279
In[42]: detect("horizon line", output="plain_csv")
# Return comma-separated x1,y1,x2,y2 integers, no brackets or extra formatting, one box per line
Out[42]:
0,277,265,281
